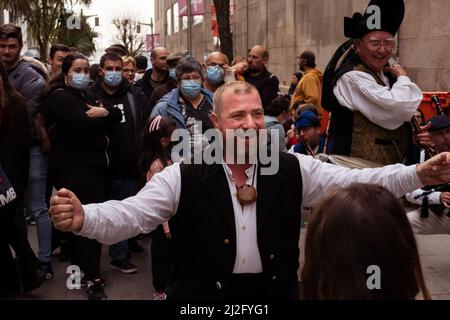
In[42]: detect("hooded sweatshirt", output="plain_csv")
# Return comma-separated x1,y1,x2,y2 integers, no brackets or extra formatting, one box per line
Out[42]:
290,68,324,113
90,79,148,179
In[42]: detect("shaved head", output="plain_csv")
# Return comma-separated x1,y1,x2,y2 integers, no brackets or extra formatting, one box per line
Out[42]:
206,51,229,65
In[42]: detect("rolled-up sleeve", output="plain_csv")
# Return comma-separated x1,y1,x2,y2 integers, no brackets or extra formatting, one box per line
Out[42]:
77,163,182,245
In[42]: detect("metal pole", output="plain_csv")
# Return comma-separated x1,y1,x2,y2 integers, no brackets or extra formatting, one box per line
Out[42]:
150,18,154,50
187,0,191,54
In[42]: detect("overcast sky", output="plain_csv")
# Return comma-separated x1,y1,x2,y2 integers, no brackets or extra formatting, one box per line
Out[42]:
79,0,155,60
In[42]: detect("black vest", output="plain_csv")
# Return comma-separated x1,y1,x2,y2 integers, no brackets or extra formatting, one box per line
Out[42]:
326,51,409,165
167,153,303,300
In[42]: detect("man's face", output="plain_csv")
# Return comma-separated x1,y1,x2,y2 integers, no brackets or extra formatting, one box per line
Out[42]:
122,61,136,83
99,60,123,78
211,89,265,160
0,38,22,65
298,126,321,145
355,31,395,72
49,50,69,74
432,127,450,153
151,48,170,73
413,111,424,126
248,48,267,72
206,53,228,69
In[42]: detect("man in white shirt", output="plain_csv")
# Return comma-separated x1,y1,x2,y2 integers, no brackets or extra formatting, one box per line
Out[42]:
323,0,422,165
49,81,450,301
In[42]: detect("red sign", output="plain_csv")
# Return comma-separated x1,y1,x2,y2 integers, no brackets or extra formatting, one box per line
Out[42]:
178,0,205,16
146,34,161,52
210,4,219,37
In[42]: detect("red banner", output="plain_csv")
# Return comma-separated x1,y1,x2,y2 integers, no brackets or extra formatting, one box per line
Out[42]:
146,34,161,52
178,0,205,16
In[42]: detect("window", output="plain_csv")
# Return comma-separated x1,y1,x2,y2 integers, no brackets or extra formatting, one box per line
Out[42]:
166,7,172,35
173,2,179,33
193,14,203,26
182,16,188,30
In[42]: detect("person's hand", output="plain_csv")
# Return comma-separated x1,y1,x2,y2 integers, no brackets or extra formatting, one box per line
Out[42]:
165,232,172,240
416,123,434,148
416,152,450,186
440,192,450,208
384,64,407,78
49,189,85,232
86,103,108,118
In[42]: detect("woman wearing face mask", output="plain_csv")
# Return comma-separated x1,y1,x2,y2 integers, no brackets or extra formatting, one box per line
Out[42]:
151,57,214,153
45,53,122,300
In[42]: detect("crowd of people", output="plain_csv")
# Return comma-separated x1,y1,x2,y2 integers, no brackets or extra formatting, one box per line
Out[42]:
1,0,450,301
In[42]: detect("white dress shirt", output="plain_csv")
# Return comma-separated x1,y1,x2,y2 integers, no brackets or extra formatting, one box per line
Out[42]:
333,71,423,130
221,163,262,274
78,154,423,273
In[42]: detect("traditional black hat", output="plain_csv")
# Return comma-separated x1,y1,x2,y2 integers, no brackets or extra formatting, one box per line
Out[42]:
344,0,405,38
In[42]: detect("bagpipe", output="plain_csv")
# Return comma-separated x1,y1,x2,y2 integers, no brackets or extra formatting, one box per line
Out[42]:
415,183,450,218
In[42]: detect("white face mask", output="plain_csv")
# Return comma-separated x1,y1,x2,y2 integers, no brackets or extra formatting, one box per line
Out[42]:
134,73,144,82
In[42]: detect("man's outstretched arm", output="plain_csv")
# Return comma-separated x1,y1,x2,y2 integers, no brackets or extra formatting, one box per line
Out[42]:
299,152,450,212
50,163,182,245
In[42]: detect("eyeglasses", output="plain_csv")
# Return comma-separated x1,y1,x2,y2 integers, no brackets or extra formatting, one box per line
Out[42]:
123,68,135,74
363,39,396,50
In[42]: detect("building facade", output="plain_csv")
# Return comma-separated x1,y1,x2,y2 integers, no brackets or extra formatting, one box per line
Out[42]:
154,0,450,91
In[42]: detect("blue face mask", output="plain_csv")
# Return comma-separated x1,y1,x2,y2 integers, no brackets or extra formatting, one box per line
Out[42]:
69,73,91,90
180,80,202,99
104,71,123,87
169,68,177,80
206,65,224,85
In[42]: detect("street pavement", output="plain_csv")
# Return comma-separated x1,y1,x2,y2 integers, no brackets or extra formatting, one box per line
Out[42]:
20,226,450,300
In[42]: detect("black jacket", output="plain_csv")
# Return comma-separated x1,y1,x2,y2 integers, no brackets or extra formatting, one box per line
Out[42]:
46,86,122,169
244,68,279,111
134,69,169,102
0,95,31,204
89,79,150,178
168,153,302,301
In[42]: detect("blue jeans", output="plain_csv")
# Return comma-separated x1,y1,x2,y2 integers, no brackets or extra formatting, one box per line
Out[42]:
25,146,52,263
108,178,139,261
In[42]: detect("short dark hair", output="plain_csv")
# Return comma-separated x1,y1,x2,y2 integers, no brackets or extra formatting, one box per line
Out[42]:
49,43,70,59
61,53,89,76
135,55,148,71
266,94,290,117
300,50,316,68
175,57,204,81
100,53,123,68
0,23,23,45
105,44,128,57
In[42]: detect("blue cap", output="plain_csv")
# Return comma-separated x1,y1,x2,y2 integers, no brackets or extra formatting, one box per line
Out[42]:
295,111,320,130
429,115,450,132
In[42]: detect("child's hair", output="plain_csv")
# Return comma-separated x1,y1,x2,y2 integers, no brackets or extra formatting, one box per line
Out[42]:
301,183,431,300
139,116,177,186
231,56,247,65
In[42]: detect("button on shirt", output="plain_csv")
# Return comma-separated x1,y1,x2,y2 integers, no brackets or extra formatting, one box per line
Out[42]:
78,154,424,265
222,163,262,274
